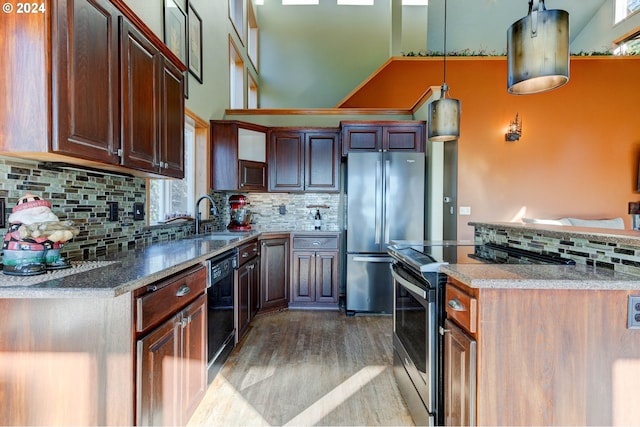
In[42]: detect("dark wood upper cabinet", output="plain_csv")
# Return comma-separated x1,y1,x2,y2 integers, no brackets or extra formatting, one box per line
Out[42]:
341,121,425,156
52,0,121,164
269,128,340,193
269,131,305,192
0,0,186,178
121,18,184,178
211,121,268,192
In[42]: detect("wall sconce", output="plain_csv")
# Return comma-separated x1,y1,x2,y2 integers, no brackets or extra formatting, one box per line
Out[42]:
505,113,522,141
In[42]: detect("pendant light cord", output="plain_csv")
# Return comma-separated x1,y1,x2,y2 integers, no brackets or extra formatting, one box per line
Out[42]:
442,0,448,98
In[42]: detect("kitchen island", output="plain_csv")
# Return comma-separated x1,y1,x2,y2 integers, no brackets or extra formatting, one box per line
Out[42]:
439,221,640,426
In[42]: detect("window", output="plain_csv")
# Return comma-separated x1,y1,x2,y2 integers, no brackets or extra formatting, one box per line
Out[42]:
149,117,196,223
248,73,258,108
247,0,259,68
229,0,244,43
337,0,373,4
614,29,640,54
229,38,244,109
615,0,640,23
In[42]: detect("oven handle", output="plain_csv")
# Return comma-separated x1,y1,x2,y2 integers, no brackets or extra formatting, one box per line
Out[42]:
391,266,427,300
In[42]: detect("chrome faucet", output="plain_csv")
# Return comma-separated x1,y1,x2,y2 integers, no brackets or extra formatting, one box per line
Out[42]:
194,194,219,235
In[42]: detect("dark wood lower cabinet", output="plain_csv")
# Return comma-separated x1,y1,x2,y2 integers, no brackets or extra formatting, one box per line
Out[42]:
136,290,207,426
260,236,290,312
289,232,340,309
443,319,476,427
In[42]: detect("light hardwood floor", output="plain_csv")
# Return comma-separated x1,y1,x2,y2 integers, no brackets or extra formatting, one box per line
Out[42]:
187,310,415,426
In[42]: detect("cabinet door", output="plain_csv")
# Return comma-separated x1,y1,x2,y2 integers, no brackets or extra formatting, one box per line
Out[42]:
181,295,207,425
52,0,120,164
260,238,290,311
269,131,304,192
249,257,261,319
239,160,268,191
137,315,181,426
341,124,382,156
314,251,339,304
235,264,251,342
444,319,477,427
383,124,425,152
305,131,340,192
120,18,160,174
159,58,185,178
291,251,315,302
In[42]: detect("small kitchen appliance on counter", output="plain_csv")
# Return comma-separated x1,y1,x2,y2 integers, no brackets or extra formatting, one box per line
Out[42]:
227,195,252,231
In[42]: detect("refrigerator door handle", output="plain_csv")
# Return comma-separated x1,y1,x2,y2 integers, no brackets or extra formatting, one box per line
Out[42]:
375,159,382,244
352,256,394,263
384,159,391,244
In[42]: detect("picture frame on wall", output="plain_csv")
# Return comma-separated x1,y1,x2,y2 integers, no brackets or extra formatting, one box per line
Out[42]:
188,2,203,83
163,0,187,66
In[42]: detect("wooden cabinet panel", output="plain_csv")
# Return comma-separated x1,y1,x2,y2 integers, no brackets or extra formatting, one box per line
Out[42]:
211,121,268,191
1,0,185,178
159,59,185,178
52,0,120,163
260,237,290,312
341,124,381,154
239,160,268,191
269,129,340,193
136,266,207,426
443,319,476,427
315,251,339,303
236,261,251,340
269,131,305,192
305,131,340,192
291,251,315,303
341,121,425,155
136,313,182,426
181,295,207,423
290,233,340,308
445,284,477,335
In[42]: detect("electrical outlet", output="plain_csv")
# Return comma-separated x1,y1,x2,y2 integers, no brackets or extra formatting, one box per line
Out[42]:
107,202,119,221
628,295,640,329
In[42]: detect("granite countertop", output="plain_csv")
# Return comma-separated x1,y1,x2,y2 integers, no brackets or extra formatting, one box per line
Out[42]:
441,263,640,290
0,231,262,299
0,228,345,299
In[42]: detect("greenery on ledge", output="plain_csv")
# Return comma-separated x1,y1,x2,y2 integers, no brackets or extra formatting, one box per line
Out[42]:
401,48,638,57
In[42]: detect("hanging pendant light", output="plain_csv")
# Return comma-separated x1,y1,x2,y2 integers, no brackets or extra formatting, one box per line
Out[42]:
507,0,569,95
428,0,460,142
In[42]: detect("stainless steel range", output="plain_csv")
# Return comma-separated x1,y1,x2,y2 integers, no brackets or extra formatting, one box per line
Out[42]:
387,241,574,426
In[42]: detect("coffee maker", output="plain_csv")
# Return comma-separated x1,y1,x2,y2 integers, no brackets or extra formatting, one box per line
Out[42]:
227,195,252,231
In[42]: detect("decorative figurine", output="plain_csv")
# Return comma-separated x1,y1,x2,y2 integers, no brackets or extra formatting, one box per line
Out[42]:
2,193,79,275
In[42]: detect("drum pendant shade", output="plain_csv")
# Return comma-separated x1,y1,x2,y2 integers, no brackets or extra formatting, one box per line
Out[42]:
507,1,569,95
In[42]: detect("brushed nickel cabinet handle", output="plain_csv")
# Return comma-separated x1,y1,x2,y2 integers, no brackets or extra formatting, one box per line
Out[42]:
176,285,191,297
447,298,464,311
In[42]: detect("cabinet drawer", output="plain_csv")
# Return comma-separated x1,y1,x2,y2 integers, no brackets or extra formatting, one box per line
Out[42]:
292,235,338,250
238,240,259,266
445,284,477,334
136,266,206,334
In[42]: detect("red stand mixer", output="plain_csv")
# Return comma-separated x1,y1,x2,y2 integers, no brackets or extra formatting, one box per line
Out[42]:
227,195,252,231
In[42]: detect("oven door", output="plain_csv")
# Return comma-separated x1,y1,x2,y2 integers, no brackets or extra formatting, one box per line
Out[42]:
391,262,438,415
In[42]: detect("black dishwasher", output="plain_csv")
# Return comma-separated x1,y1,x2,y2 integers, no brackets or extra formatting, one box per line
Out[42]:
206,249,237,383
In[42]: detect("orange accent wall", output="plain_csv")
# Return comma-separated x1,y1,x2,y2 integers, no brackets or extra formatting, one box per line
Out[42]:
340,56,640,240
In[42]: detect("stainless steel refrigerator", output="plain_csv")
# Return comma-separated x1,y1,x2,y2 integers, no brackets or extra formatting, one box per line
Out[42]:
346,152,425,313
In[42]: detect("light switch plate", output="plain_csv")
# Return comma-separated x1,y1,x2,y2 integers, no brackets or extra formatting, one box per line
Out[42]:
133,202,144,221
628,295,640,329
459,206,471,215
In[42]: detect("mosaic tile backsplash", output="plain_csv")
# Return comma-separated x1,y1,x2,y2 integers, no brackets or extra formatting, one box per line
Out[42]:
474,223,640,277
0,157,343,262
